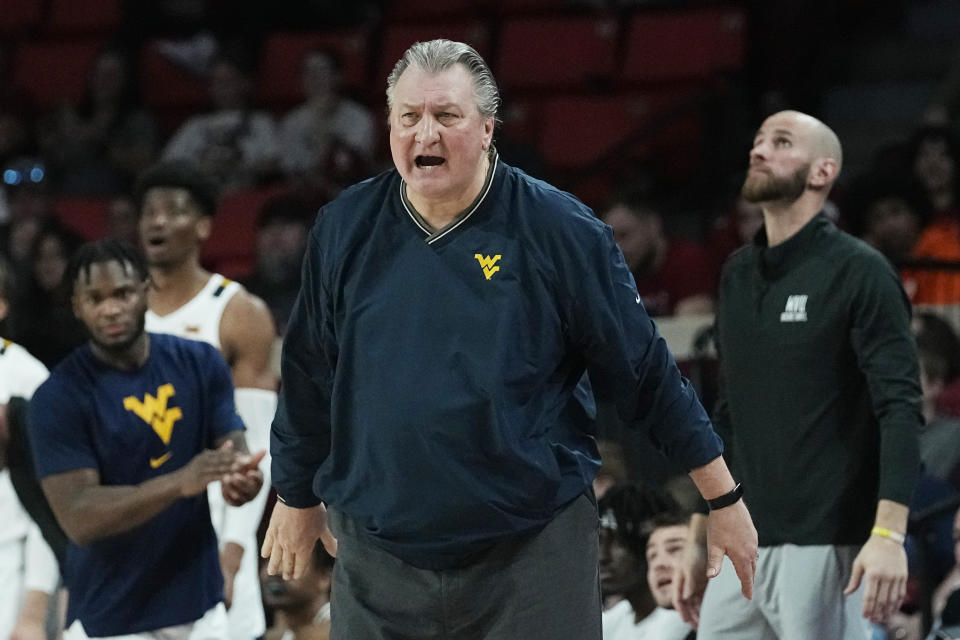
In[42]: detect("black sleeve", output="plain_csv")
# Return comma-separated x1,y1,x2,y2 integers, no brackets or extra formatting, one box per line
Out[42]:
7,396,68,568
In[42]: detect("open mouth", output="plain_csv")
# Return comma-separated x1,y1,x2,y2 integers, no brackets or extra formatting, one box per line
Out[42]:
415,155,445,168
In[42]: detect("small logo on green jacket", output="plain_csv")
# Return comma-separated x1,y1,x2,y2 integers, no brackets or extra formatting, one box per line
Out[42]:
780,295,808,322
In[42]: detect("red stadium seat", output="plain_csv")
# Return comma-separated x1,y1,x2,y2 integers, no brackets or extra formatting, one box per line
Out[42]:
46,0,121,35
0,0,42,34
12,40,104,109
53,196,109,240
538,90,695,169
622,6,748,83
201,186,289,278
257,29,370,107
140,39,209,110
376,20,492,95
495,15,618,91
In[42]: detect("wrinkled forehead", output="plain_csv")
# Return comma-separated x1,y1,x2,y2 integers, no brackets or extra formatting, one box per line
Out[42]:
393,64,478,110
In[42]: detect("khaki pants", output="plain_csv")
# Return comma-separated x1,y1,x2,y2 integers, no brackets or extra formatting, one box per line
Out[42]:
698,545,871,640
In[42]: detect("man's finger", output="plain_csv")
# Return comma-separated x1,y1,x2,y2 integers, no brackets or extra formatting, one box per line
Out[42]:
872,578,893,623
281,545,297,580
844,562,863,595
706,545,723,579
266,544,283,576
732,555,754,600
321,527,339,558
861,575,879,620
260,528,275,559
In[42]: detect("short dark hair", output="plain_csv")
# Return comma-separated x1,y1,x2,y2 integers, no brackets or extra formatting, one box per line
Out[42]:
642,510,691,543
134,162,219,218
66,239,149,294
598,484,679,559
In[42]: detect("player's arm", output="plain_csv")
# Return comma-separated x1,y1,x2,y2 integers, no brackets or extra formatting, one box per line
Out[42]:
843,258,922,623
221,289,278,392
263,229,338,578
40,445,239,546
216,290,278,599
571,225,756,599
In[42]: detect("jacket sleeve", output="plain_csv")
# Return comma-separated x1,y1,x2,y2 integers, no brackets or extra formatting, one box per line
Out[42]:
270,227,337,508
849,255,922,505
569,224,723,472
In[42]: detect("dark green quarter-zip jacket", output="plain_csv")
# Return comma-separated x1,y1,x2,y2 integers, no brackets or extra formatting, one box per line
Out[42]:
715,213,921,547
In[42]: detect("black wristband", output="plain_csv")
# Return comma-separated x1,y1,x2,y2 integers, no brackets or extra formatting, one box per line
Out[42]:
706,482,743,510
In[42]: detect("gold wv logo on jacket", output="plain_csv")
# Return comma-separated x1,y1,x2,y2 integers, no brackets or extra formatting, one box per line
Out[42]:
474,254,502,280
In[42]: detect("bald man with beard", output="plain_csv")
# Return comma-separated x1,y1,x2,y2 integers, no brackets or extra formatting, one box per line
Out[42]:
674,111,923,639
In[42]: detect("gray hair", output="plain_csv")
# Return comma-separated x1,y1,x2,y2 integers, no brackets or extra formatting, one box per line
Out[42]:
386,39,501,124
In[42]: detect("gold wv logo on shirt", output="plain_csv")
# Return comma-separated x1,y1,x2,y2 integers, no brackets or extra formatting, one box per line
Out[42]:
474,254,502,280
123,384,182,467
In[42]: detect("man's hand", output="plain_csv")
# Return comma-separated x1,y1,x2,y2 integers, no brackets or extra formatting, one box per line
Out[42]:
220,542,244,610
705,500,758,599
261,501,337,580
844,535,908,624
674,513,708,627
176,442,239,497
221,448,266,506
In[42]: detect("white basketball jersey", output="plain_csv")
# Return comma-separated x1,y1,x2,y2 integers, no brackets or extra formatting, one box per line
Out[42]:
145,274,240,349
144,275,268,639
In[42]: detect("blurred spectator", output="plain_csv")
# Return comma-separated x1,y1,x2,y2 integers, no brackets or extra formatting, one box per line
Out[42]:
8,222,86,368
858,184,923,265
930,507,960,635
261,540,333,640
105,194,141,246
278,50,376,183
0,172,56,269
599,484,679,639
601,196,715,316
914,312,960,485
642,512,696,640
163,54,279,190
707,194,764,281
240,194,313,334
0,258,60,640
905,127,960,304
38,49,158,195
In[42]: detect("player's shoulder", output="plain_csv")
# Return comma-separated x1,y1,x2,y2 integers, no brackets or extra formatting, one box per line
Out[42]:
499,161,606,241
221,284,277,344
318,169,397,228
823,221,897,273
150,331,222,367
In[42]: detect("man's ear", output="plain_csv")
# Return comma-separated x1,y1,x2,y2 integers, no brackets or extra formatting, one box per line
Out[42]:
197,217,213,243
0,297,7,323
809,158,839,189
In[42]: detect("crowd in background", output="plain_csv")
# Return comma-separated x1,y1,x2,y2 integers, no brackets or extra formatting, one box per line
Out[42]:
1,1,960,640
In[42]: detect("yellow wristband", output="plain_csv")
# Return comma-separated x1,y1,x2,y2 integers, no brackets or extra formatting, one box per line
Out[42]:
871,526,906,545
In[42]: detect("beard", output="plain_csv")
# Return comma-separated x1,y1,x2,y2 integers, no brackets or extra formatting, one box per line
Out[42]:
88,310,147,355
742,163,810,204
